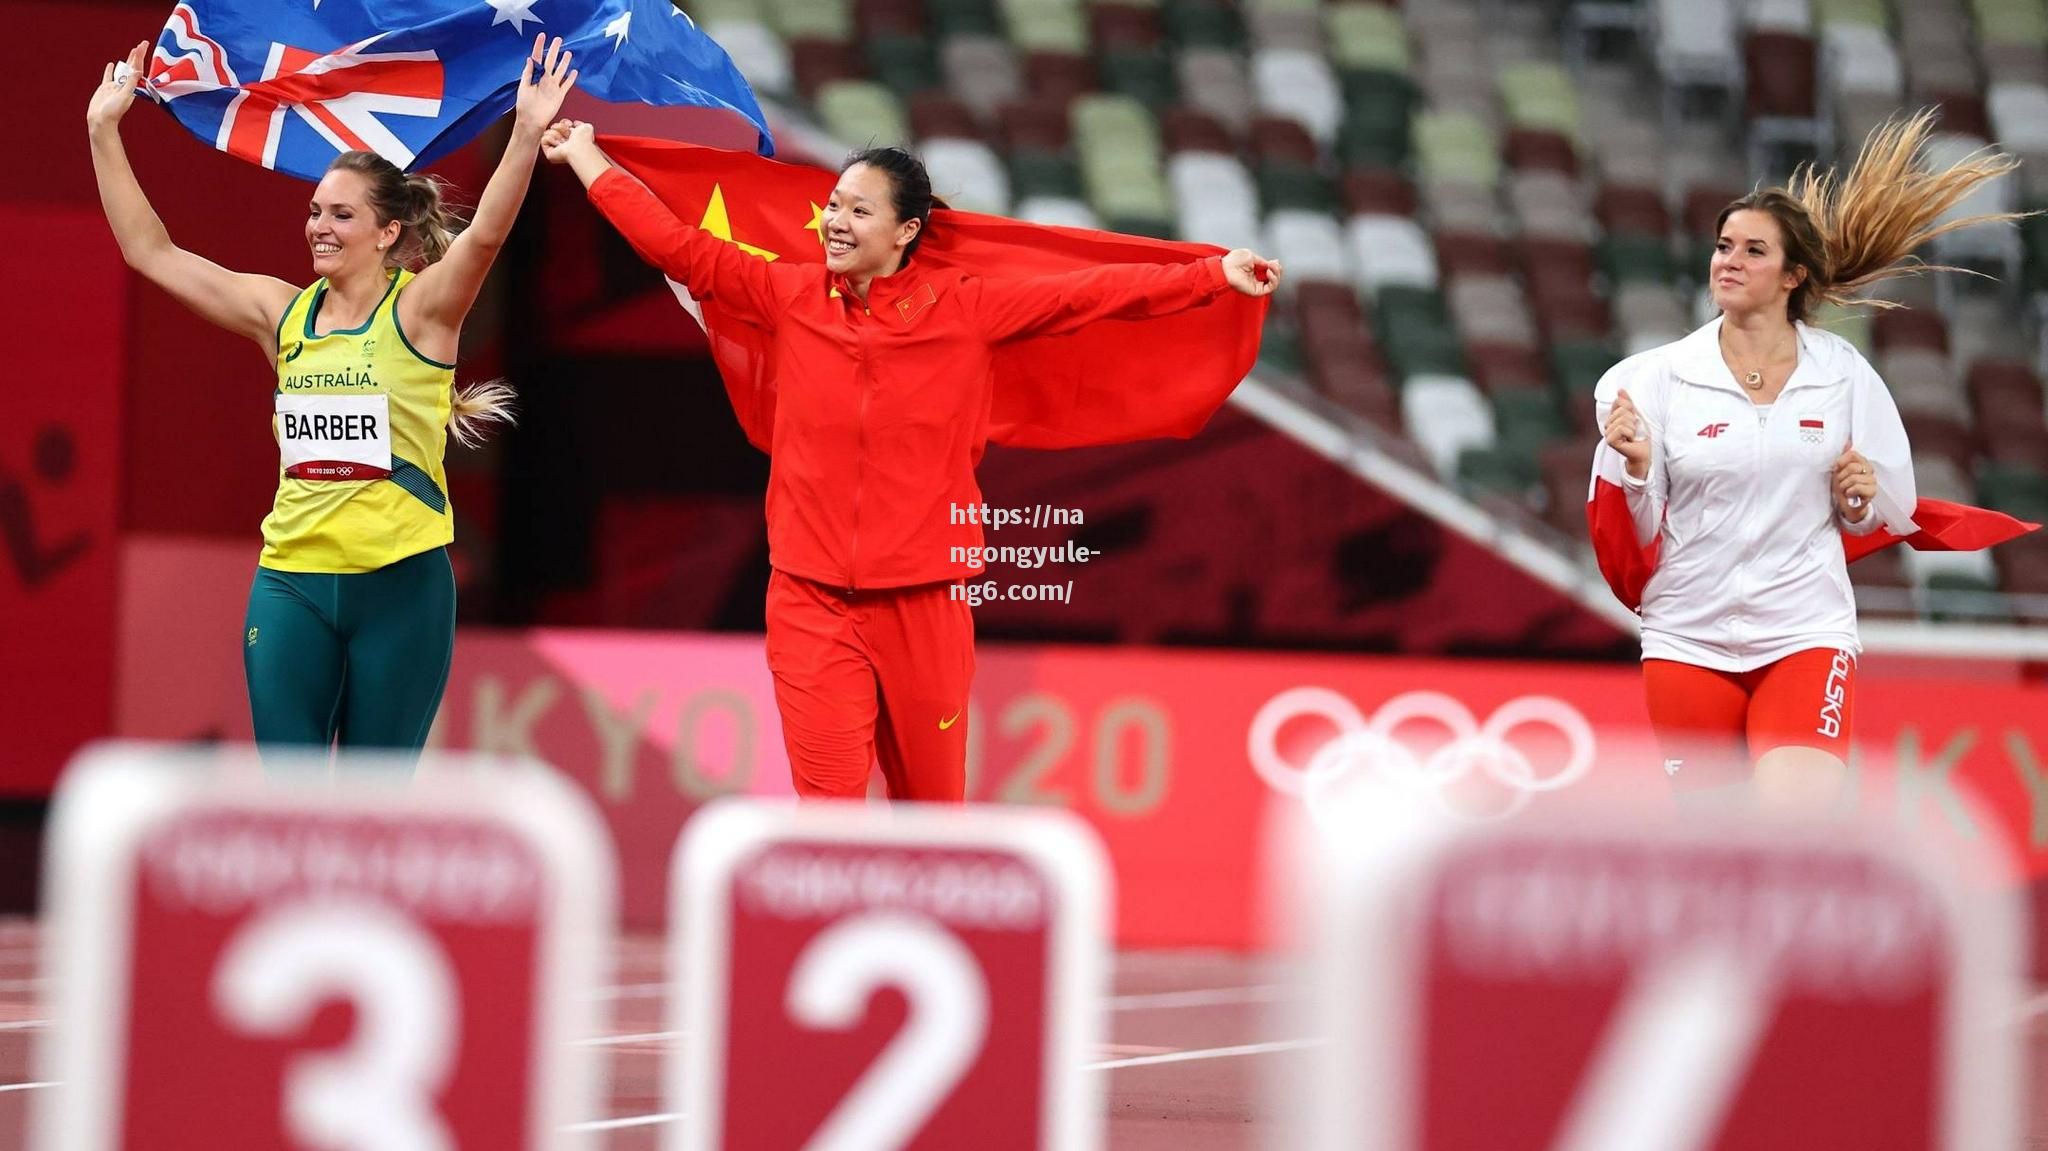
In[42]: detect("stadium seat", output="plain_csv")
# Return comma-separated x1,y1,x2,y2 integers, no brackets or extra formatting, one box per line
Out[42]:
1551,340,1621,400
1178,48,1255,133
1448,273,1540,351
1599,233,1678,286
1990,82,2048,155
1403,374,1498,478
909,92,981,140
942,37,1024,119
1012,194,1101,227
867,33,942,95
1338,71,1417,169
1878,348,1963,419
1614,282,1690,349
1596,184,1672,238
857,0,927,36
771,0,856,41
1245,0,1324,53
1414,111,1502,190
791,39,867,100
1423,180,1502,236
1435,231,1515,278
1160,105,1235,153
1492,387,1573,457
1341,168,1418,218
1169,151,1261,249
1089,2,1163,49
1377,286,1469,379
1002,0,1090,53
1466,343,1552,394
706,19,796,96
1326,2,1409,75
1253,48,1345,146
1509,171,1592,241
1505,128,1579,176
1870,308,1949,354
1500,63,1583,138
1266,208,1350,286
921,137,1012,213
1100,45,1179,108
930,0,1004,37
1163,0,1243,49
1746,0,1814,33
1347,215,1439,295
817,80,911,146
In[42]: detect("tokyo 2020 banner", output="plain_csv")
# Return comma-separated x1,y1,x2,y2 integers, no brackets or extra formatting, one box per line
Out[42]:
110,578,2048,948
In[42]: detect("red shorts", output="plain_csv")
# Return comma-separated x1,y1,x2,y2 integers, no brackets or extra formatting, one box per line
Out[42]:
1643,647,1856,790
764,569,975,802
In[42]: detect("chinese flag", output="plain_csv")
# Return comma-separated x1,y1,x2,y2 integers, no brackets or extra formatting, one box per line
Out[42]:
596,135,1268,451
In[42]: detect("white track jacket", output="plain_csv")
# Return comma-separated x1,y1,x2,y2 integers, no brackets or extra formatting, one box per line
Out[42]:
1590,318,1918,672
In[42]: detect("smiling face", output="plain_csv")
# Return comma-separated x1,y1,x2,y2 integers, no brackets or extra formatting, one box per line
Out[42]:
1710,208,1807,319
821,162,920,279
306,168,400,279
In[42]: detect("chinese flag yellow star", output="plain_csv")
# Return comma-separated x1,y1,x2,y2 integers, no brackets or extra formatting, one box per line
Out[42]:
697,184,780,261
804,201,826,248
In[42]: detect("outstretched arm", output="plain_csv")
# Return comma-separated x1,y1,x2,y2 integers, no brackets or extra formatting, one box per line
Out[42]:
968,248,1279,344
88,42,296,353
540,120,799,327
401,34,576,347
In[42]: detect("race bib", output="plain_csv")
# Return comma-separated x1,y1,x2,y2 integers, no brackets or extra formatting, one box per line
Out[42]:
277,393,392,481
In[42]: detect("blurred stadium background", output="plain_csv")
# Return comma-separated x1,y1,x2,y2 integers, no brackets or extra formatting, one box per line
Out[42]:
7,0,2048,1140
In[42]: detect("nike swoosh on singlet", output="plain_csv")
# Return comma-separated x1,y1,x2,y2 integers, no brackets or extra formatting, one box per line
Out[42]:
939,711,961,731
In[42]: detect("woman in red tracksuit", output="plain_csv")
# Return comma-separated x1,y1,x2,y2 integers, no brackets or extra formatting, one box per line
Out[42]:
542,118,1281,801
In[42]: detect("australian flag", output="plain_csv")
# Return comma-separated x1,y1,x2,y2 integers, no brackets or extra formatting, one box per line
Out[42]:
141,0,772,181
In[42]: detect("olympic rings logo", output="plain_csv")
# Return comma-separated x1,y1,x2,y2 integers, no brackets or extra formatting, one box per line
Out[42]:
1245,687,1598,824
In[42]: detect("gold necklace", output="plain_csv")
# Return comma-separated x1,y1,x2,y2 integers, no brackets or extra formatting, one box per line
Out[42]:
1722,329,1794,391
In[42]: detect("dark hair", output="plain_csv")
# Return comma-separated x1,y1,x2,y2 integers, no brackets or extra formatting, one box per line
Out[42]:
326,150,468,267
1713,110,2024,324
841,146,943,260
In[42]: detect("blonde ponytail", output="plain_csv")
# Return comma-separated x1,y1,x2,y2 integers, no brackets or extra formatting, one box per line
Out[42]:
449,378,516,449
1715,109,2030,322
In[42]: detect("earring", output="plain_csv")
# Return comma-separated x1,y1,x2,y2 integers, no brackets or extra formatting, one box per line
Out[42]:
376,243,386,250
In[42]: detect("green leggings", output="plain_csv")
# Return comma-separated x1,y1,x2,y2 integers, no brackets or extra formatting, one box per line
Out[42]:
242,547,455,755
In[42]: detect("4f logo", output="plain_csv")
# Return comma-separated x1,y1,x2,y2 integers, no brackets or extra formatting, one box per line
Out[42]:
245,627,259,647
1697,423,1730,438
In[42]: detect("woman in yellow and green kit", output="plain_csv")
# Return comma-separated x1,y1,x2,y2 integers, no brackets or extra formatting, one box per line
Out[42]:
87,35,577,754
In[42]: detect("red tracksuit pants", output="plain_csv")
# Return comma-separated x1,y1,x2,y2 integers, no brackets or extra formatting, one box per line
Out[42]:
764,568,975,801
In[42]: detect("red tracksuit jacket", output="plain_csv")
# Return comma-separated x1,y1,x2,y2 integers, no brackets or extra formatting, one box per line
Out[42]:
588,167,1233,590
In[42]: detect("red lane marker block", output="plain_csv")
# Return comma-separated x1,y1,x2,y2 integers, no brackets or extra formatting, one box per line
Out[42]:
672,800,1110,1151
33,743,615,1151
1309,818,2022,1151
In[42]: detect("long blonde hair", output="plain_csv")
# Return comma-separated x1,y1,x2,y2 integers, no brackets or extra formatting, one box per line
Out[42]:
1716,109,2027,322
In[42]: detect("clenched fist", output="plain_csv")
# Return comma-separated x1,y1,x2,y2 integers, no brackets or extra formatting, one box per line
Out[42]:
1602,388,1651,480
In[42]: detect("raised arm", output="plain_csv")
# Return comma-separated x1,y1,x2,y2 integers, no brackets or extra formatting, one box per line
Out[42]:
540,120,801,327
965,248,1279,344
400,34,575,348
88,42,296,354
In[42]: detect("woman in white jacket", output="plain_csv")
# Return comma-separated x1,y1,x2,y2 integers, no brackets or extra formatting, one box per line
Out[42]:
1592,112,2023,809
